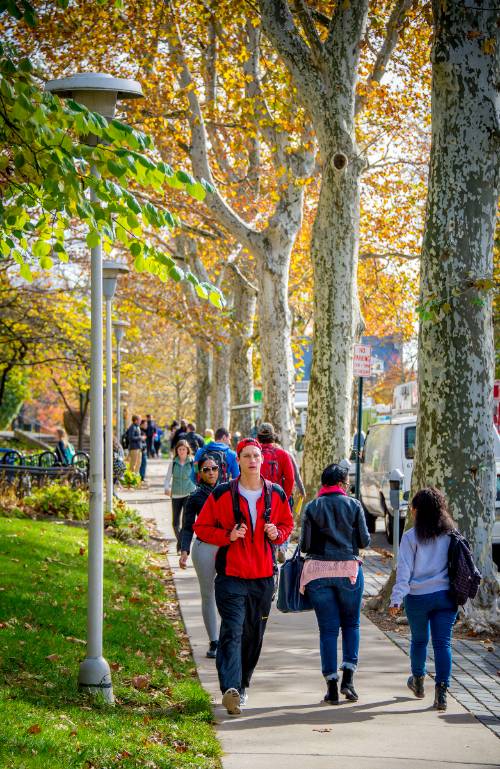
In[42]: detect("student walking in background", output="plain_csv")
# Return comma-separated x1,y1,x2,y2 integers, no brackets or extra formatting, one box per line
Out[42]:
165,440,196,553
389,487,458,712
194,438,293,716
126,415,142,474
179,455,221,659
300,462,370,705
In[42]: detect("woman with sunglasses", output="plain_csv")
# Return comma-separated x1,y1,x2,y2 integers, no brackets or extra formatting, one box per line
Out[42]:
179,456,221,658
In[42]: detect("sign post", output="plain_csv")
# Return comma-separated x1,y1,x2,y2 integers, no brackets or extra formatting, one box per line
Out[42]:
353,344,372,499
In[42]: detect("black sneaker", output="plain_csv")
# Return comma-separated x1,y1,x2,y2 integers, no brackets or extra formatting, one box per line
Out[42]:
433,682,447,711
206,641,218,659
323,678,339,705
407,675,425,699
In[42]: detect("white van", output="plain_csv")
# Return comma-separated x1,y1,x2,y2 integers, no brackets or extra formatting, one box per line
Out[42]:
360,417,500,547
359,416,416,543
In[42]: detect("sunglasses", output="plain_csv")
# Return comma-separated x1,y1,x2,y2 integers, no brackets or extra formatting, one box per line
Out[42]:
201,466,218,473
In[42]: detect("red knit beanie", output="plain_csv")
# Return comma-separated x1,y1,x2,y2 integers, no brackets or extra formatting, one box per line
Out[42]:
236,437,262,456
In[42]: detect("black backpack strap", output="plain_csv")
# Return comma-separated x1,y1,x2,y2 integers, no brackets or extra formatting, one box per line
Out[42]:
263,479,273,524
229,477,242,526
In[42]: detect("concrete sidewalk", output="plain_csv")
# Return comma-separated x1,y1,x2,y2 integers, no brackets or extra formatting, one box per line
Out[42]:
123,460,500,768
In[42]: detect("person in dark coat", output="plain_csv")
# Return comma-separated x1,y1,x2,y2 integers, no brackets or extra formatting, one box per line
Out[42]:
301,462,370,705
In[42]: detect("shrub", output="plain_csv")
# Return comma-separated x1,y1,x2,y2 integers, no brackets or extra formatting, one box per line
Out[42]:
104,498,148,541
24,483,89,520
121,468,141,487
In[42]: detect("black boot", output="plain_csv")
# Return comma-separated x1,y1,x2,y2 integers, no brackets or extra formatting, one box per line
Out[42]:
433,683,447,711
407,675,425,699
206,640,218,659
323,678,339,705
340,668,358,701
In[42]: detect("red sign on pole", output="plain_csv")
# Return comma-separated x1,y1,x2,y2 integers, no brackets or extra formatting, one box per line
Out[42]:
353,344,372,378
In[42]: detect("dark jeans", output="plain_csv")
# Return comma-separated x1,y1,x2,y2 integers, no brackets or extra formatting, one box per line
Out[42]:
153,439,161,457
215,574,274,694
172,496,189,552
146,437,155,458
404,589,458,686
306,568,364,680
139,450,147,480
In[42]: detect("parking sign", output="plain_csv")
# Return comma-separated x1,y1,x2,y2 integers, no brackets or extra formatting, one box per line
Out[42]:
353,344,372,378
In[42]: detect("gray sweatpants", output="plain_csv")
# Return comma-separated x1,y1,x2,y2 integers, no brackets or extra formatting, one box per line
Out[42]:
191,538,219,643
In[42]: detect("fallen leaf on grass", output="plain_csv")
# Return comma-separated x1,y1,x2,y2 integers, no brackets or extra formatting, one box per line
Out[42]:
46,654,61,662
173,741,188,753
110,662,123,672
79,547,86,556
27,724,41,734
65,636,86,644
154,657,164,667
116,750,132,759
312,728,331,733
132,675,150,690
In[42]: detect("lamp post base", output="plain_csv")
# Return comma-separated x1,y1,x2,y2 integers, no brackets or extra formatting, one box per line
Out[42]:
78,656,114,704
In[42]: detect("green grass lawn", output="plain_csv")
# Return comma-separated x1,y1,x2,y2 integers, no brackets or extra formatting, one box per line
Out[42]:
0,518,221,769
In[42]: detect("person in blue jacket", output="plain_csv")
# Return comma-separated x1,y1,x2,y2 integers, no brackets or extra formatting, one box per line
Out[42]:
192,427,240,483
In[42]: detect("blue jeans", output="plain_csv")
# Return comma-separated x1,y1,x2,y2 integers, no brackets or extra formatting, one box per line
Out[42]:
305,568,364,680
404,589,458,686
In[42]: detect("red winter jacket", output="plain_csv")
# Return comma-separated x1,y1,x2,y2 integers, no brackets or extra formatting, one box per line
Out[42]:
193,480,294,579
260,444,295,498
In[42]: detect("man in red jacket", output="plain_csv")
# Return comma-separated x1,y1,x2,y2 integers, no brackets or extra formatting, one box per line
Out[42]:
194,437,294,716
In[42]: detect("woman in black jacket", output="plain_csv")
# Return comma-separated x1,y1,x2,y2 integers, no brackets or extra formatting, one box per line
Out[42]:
179,456,220,658
300,462,370,705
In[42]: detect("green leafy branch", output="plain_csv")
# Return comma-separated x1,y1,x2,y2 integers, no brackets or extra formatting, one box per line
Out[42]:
0,39,224,309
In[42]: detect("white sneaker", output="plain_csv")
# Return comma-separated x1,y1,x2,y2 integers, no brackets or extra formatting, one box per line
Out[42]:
222,688,241,716
239,689,248,707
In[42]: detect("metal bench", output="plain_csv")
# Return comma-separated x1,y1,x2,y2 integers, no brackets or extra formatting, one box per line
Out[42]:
0,450,89,495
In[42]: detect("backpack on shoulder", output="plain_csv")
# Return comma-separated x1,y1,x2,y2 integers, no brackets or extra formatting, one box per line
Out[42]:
121,430,129,450
448,530,482,606
261,445,281,484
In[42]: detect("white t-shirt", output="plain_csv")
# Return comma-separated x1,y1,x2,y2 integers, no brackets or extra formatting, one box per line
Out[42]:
238,483,263,529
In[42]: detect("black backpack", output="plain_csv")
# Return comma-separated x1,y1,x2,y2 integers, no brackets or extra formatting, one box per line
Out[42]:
447,530,482,606
121,430,129,450
197,448,228,482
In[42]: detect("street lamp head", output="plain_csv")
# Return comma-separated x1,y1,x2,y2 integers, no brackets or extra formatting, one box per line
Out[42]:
112,319,130,344
45,72,143,118
102,260,129,300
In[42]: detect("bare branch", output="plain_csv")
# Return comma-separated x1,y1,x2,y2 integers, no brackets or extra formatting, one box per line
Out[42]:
359,250,419,261
292,0,324,68
227,261,258,294
356,0,417,115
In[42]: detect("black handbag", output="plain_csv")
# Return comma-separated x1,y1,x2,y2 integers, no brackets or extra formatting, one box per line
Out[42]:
276,544,313,613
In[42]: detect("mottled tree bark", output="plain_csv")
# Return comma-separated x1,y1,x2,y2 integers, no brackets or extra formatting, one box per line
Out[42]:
211,343,231,431
259,0,368,495
195,346,211,434
413,1,499,627
229,271,257,436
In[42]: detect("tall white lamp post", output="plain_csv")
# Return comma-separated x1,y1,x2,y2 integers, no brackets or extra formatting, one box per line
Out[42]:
112,320,129,442
103,262,129,514
45,73,143,702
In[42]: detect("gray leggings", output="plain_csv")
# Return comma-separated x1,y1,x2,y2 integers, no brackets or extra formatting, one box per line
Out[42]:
191,538,219,643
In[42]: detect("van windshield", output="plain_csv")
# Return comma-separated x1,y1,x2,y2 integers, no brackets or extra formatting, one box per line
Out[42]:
405,426,416,459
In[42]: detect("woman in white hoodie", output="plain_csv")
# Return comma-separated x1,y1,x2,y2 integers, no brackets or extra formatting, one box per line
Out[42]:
389,487,457,712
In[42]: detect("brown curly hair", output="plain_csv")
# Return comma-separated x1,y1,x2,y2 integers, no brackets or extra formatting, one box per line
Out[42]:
412,487,455,542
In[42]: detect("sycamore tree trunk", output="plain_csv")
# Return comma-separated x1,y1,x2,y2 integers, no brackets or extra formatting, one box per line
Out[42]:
211,343,231,431
301,151,363,495
195,346,211,434
259,0,368,496
413,1,499,628
229,272,257,436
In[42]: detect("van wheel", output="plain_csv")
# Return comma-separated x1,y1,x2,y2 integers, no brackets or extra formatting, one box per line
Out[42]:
361,498,377,533
385,512,404,545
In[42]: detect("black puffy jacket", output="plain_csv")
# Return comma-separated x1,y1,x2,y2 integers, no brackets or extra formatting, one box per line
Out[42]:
300,492,370,561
